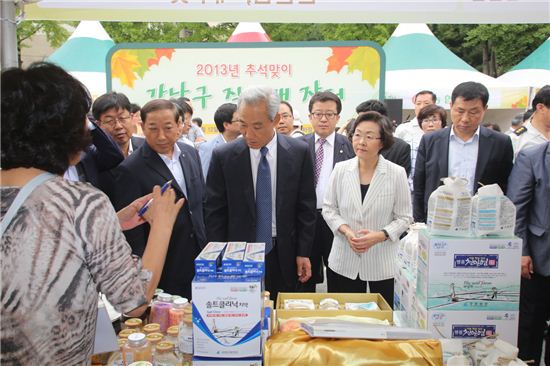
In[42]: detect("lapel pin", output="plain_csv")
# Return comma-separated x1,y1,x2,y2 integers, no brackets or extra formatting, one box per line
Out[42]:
339,150,343,154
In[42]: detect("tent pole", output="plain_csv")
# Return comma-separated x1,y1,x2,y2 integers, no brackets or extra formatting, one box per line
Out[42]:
1,0,19,69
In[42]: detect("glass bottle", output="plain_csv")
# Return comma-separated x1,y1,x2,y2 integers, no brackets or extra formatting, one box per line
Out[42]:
168,297,188,328
123,332,152,366
153,342,180,366
165,326,179,346
143,323,161,335
149,293,173,333
178,317,193,365
124,318,143,332
107,338,127,366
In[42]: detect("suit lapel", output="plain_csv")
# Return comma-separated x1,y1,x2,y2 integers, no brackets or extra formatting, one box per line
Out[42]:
475,127,492,188
333,134,349,166
177,144,193,198
233,139,256,218
142,142,182,196
345,158,363,214
306,134,316,164
276,135,292,217
439,129,450,178
362,156,388,209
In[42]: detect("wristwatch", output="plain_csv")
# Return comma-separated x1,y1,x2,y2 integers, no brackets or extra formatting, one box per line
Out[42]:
381,229,390,240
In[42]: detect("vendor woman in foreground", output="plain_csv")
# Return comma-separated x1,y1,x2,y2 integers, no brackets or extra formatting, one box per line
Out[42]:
1,62,184,365
322,111,412,307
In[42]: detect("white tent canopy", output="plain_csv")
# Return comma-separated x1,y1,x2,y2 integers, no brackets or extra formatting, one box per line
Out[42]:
383,24,506,108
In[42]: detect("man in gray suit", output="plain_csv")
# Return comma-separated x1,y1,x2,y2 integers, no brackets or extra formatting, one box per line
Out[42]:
508,142,550,366
413,82,514,222
198,103,240,178
298,91,355,292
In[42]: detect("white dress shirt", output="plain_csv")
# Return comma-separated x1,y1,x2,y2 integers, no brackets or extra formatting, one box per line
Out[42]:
250,131,277,237
158,143,187,197
514,120,549,158
448,126,480,194
315,132,335,209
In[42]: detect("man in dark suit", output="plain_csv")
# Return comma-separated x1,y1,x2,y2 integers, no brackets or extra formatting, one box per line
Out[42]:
66,119,124,188
205,86,316,301
508,142,550,366
113,99,207,298
356,99,411,176
297,91,355,291
413,82,513,223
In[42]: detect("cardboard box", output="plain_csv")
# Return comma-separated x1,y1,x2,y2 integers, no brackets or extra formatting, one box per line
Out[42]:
415,303,518,345
242,243,265,276
275,293,393,325
192,275,263,358
416,230,521,311
393,266,417,327
195,242,227,274
221,242,247,274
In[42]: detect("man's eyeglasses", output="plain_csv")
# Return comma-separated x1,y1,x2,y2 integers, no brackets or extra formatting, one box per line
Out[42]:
101,115,132,127
311,112,338,120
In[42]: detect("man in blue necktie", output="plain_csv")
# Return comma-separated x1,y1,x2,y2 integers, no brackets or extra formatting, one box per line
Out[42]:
205,86,316,300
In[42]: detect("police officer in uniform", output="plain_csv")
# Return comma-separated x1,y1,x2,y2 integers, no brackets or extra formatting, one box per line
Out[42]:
513,86,550,158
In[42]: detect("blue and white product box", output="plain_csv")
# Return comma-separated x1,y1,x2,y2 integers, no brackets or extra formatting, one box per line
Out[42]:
242,242,265,276
192,275,263,358
415,303,519,345
393,266,417,327
416,230,521,312
221,242,247,274
195,242,227,274
192,357,262,365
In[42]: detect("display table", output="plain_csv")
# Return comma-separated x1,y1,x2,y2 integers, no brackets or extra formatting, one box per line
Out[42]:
264,330,442,365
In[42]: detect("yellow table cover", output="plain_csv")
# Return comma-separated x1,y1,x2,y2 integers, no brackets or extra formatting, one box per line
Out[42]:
264,330,443,366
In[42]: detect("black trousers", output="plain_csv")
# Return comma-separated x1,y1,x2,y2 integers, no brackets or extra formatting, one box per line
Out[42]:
327,268,394,310
264,240,295,302
518,273,550,366
298,210,334,292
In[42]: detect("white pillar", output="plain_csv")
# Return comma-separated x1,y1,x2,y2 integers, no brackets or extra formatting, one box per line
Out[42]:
1,0,19,69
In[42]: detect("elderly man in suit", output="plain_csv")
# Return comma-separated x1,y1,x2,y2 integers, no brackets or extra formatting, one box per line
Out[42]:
113,99,207,298
508,142,550,366
297,91,355,292
413,81,514,223
198,103,240,178
205,86,316,301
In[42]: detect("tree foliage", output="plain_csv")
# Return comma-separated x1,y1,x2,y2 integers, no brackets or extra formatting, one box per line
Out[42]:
18,19,549,76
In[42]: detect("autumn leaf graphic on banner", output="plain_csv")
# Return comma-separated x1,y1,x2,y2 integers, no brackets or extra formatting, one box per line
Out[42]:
111,50,140,88
112,48,176,88
326,46,380,87
326,47,354,73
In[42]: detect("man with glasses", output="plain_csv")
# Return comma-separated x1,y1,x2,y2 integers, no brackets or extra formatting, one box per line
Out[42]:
413,82,513,223
198,103,240,178
298,91,355,292
92,92,144,158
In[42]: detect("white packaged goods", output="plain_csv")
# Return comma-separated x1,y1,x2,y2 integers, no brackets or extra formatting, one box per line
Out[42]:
397,223,426,279
471,184,516,237
416,230,521,312
222,242,247,274
242,243,265,276
415,304,519,345
393,266,417,327
192,275,263,358
427,177,472,237
195,242,227,274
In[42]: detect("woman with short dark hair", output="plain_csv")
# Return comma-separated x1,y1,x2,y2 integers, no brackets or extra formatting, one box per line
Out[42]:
322,111,412,305
1,62,183,365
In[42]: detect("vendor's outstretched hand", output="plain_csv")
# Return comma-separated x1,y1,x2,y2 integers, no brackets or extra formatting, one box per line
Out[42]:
147,185,185,228
117,193,153,231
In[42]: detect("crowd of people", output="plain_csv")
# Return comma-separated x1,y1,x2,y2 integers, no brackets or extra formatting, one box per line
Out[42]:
1,61,549,365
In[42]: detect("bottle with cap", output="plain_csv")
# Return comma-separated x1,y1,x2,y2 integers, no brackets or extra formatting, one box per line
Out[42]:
123,332,152,365
145,332,163,361
165,326,179,347
177,302,193,364
118,328,138,340
168,297,188,328
149,293,173,333
153,341,180,366
106,338,127,366
124,318,143,332
143,323,161,335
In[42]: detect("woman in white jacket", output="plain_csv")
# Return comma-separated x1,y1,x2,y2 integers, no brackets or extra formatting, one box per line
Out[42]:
322,111,412,306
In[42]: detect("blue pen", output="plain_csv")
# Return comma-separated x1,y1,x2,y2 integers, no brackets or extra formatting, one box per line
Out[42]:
138,180,173,217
